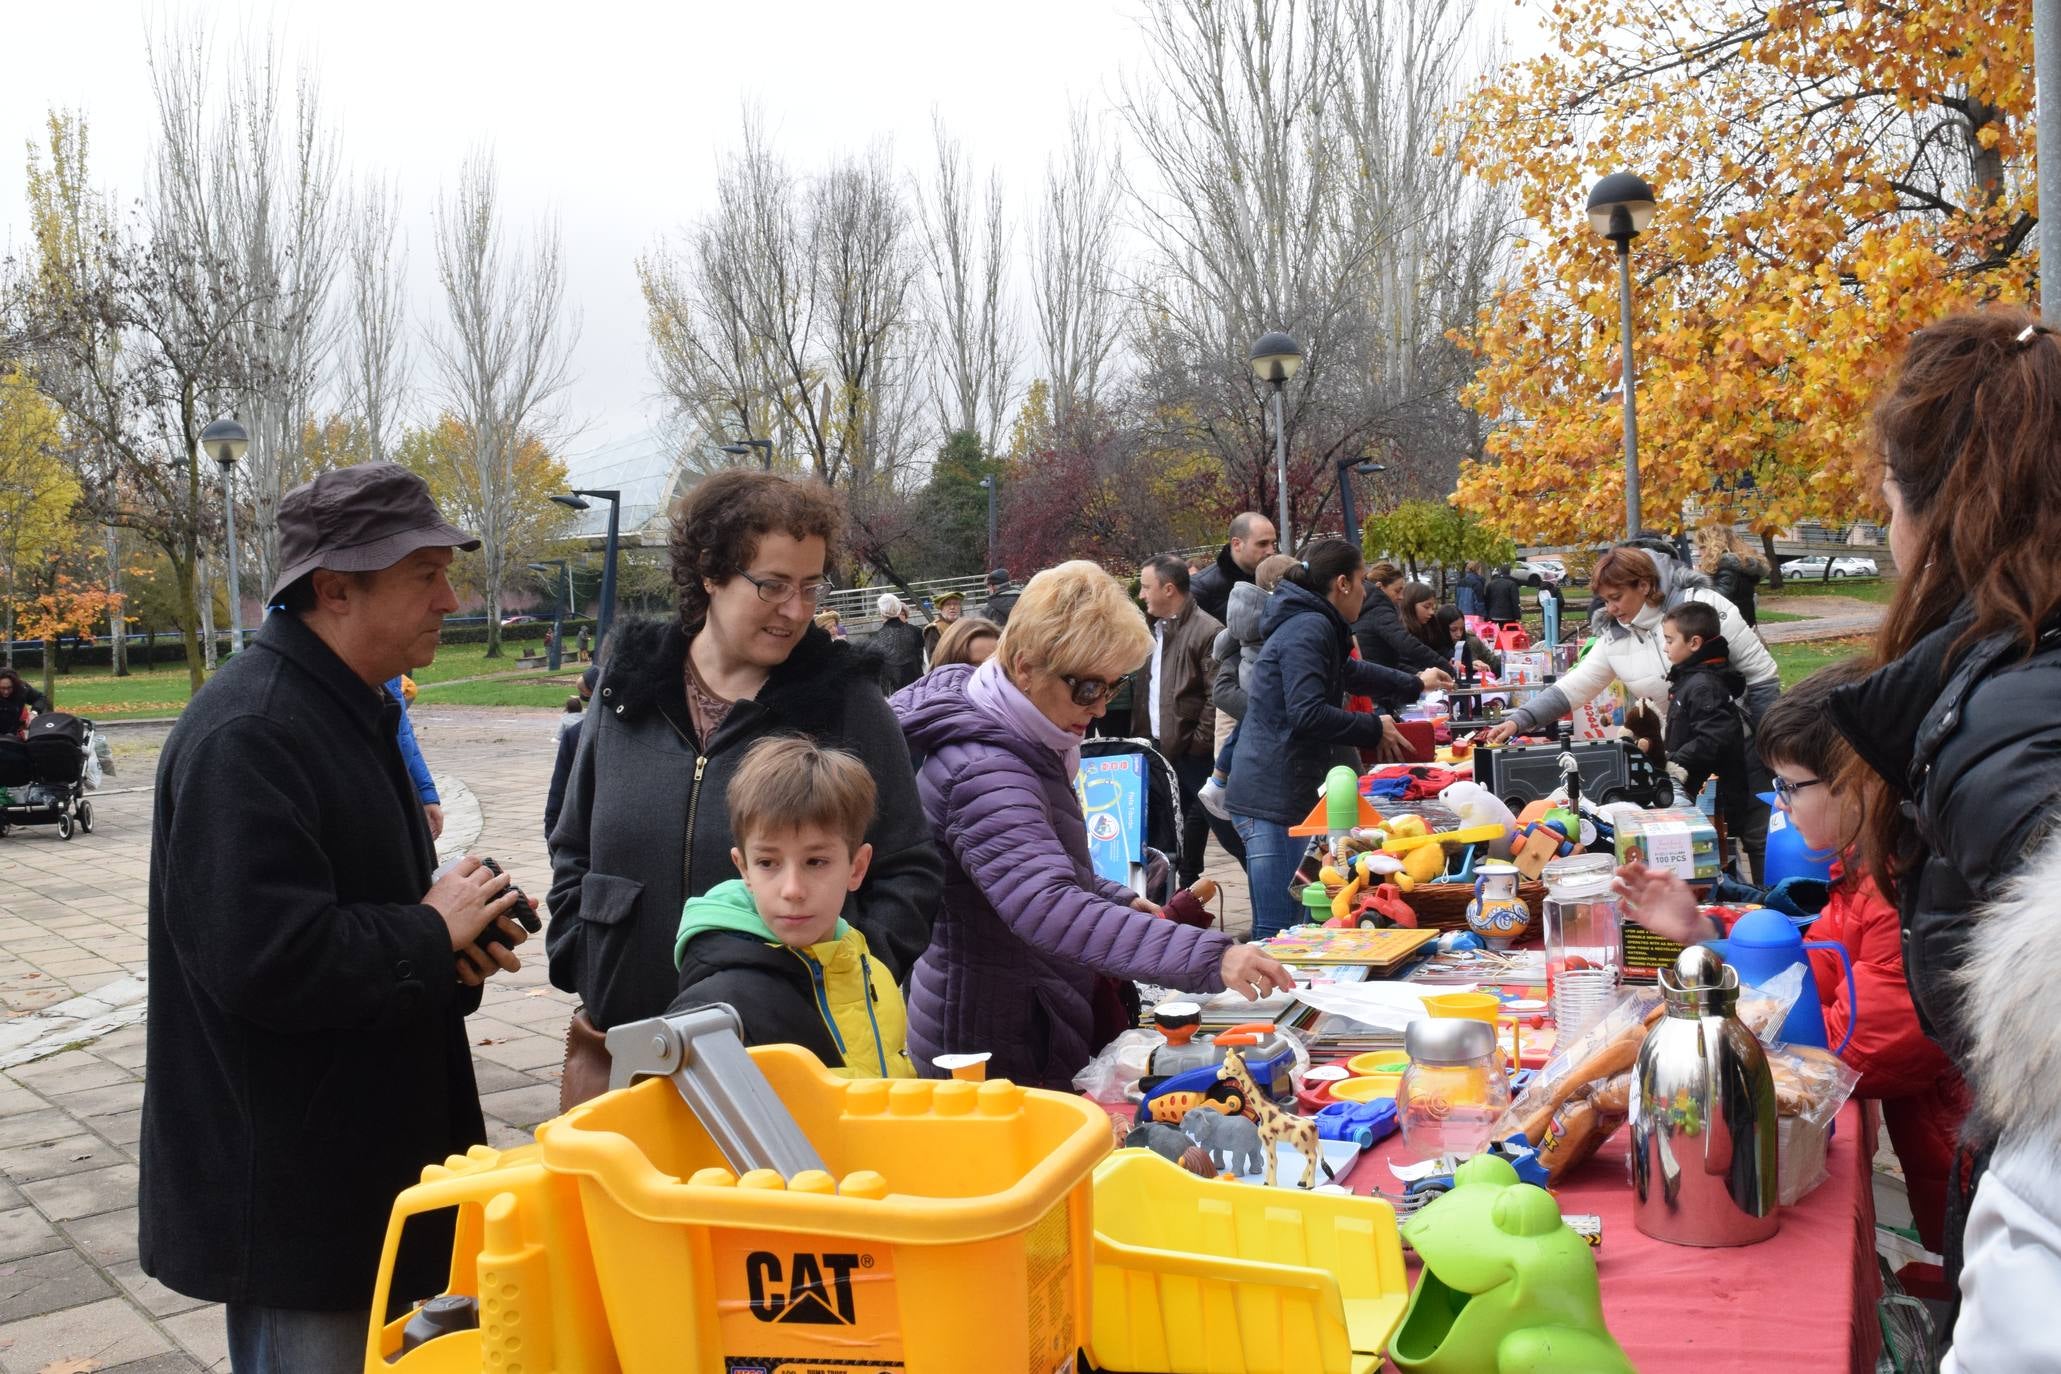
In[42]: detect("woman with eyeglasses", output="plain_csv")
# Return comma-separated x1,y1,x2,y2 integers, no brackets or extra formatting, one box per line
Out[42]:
546,470,944,1106
1228,539,1453,940
892,561,1294,1089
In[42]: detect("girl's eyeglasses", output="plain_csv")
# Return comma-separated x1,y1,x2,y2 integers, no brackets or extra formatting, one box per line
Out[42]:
1771,776,1826,808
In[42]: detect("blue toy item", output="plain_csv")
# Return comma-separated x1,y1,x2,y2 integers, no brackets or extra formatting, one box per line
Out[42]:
1759,797,1840,886
1315,1096,1400,1149
1707,906,1856,1054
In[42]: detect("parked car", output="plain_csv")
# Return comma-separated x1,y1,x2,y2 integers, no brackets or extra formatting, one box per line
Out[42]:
500,614,540,628
1511,558,1566,584
1778,555,1879,580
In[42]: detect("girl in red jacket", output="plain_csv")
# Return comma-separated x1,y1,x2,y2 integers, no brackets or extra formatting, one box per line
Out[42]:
1617,659,1968,1253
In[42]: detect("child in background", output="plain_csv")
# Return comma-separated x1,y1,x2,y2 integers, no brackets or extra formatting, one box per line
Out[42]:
1656,601,1755,870
1616,660,1967,1253
669,735,913,1078
558,694,584,741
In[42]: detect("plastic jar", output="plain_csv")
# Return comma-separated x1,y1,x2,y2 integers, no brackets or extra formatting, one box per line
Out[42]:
1542,853,1623,1041
1397,1018,1510,1162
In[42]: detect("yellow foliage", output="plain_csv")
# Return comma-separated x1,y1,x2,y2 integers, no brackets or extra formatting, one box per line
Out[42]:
1452,0,2036,542
0,368,81,594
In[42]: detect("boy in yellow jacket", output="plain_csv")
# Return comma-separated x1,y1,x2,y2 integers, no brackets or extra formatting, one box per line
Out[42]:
670,735,912,1078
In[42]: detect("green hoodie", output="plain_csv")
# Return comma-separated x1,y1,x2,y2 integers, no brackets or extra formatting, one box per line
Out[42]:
674,878,848,963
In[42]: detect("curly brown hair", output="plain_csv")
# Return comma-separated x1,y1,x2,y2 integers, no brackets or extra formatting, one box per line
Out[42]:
668,471,845,634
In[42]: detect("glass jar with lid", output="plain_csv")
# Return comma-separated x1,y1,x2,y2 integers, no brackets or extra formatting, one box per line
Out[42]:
1397,1017,1511,1162
1542,852,1623,1041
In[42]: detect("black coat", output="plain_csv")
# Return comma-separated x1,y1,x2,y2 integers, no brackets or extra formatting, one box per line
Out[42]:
1663,640,1751,815
669,931,847,1068
543,716,583,840
1829,612,2061,1066
873,617,925,693
140,612,483,1310
1189,544,1251,625
1227,582,1423,825
1712,553,1767,627
983,587,1020,626
1351,589,1448,686
1483,574,1524,624
545,618,944,1032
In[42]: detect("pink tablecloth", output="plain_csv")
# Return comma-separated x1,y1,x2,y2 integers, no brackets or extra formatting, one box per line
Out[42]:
1348,1100,1883,1373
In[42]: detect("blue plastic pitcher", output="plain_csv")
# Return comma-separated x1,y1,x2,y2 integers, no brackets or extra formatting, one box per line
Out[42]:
1706,906,1855,1053
1758,795,1840,886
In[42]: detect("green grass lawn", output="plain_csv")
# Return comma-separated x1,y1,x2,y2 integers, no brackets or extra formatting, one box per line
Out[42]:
32,639,581,719
1766,576,1897,604
1753,609,1805,624
1769,636,1873,686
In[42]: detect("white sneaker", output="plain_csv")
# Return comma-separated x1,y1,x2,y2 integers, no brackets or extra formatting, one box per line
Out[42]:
1197,776,1232,821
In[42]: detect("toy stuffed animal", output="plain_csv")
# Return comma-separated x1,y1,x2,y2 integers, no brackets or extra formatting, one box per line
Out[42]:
1623,697,1666,769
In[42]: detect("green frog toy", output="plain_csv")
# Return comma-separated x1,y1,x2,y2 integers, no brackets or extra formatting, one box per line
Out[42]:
1390,1154,1634,1374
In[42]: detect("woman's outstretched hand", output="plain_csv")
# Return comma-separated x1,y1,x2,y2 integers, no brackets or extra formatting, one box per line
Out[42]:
1220,944,1297,1001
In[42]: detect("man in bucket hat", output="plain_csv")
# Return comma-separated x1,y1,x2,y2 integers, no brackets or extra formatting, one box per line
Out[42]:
140,463,534,1372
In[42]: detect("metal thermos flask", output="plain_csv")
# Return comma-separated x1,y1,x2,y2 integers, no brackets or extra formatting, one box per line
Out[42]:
1630,946,1780,1246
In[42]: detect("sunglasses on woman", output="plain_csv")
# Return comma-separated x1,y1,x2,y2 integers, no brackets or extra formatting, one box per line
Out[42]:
1060,673,1124,706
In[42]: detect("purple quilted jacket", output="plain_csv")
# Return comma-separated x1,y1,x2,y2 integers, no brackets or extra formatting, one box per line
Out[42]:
892,666,1231,1089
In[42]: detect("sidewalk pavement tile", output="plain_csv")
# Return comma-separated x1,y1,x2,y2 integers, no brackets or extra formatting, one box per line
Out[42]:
20,1163,141,1223
59,1205,139,1266
8,1056,136,1095
0,1112,75,1151
0,1136,126,1185
46,1081,146,1121
0,1207,63,1262
107,1261,209,1320
157,1304,228,1371
0,1294,172,1373
106,1354,206,1373
0,1247,117,1322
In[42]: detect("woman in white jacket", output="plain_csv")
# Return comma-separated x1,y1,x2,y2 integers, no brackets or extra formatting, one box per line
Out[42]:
1944,830,2061,1373
1484,545,1781,739
1484,545,1781,874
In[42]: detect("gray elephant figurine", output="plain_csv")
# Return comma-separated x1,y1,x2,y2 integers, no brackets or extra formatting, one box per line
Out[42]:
1122,1120,1194,1165
1183,1108,1263,1175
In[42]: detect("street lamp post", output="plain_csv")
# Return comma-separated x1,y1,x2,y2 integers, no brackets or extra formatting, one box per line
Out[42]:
1587,172,1658,540
551,489,622,660
1335,458,1386,547
978,474,998,572
1249,331,1305,549
720,438,775,470
527,559,572,671
200,416,250,655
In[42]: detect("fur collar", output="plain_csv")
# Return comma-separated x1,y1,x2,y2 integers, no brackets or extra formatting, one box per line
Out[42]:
1954,825,2061,1148
597,616,884,721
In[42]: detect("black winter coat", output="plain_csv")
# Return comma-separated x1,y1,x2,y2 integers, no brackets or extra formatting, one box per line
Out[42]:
545,618,943,1032
140,612,483,1310
669,931,850,1068
1483,574,1524,624
1351,589,1448,685
1712,553,1768,627
1189,544,1251,625
1829,612,2061,1066
1228,582,1423,825
873,617,925,693
1663,640,1751,816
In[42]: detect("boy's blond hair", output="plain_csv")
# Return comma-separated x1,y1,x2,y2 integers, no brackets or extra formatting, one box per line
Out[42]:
727,735,876,853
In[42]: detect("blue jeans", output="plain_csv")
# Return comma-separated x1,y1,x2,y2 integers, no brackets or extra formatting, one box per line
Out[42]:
226,1303,368,1374
1213,722,1240,778
1233,813,1302,941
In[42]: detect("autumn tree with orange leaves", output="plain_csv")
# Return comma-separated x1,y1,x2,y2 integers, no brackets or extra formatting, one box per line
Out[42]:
1451,0,2036,544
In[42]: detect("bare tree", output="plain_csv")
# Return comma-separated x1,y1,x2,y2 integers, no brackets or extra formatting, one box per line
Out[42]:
919,115,1016,457
1120,0,1508,534
1031,109,1124,440
343,175,409,465
425,146,577,656
640,118,926,503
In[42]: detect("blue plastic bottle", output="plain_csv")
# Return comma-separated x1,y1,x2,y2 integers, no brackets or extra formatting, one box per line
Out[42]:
1706,906,1855,1052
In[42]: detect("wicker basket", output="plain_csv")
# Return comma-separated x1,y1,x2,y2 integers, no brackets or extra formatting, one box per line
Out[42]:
1403,879,1548,932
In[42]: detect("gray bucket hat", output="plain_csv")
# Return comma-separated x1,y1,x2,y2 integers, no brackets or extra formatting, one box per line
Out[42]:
268,463,480,603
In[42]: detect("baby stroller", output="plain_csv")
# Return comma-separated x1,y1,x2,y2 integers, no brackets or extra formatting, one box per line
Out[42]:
1077,735,1185,906
0,712,97,841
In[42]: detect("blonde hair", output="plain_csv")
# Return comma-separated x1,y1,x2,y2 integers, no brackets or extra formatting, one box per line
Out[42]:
1696,523,1749,574
727,735,876,853
996,560,1153,681
813,609,842,630
930,615,1000,668
1366,560,1405,588
1255,553,1300,591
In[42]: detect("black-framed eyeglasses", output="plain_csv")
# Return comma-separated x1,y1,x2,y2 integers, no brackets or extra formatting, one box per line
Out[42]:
1771,776,1826,808
737,570,827,606
1060,674,1124,706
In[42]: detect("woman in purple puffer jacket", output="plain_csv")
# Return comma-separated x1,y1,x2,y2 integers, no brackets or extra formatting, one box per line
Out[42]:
892,560,1293,1088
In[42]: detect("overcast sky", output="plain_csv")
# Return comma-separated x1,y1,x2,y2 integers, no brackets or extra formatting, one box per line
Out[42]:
1,1,1538,483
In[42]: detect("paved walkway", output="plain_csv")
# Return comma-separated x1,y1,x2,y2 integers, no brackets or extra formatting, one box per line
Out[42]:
0,705,1249,1371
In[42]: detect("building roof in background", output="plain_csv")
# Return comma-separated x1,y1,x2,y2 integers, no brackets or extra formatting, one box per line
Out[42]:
559,429,695,542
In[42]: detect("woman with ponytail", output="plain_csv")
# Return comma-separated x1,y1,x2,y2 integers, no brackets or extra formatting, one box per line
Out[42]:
1823,307,2061,1355
1227,539,1452,938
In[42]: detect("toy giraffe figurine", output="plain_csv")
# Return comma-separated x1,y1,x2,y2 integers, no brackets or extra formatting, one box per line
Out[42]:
1220,1049,1322,1189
